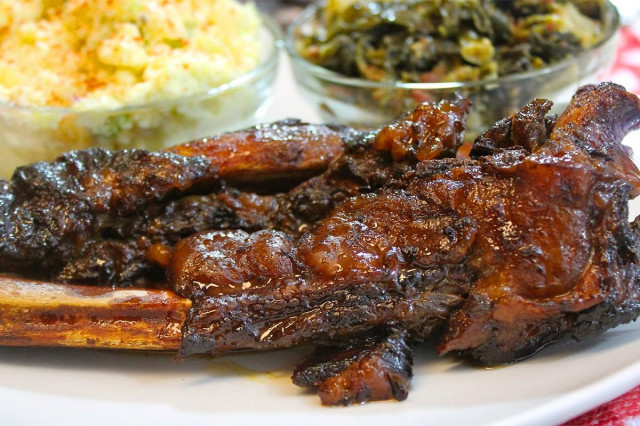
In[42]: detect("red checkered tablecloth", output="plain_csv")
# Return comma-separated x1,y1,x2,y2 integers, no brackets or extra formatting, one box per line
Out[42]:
605,24,640,94
563,22,640,426
564,386,640,425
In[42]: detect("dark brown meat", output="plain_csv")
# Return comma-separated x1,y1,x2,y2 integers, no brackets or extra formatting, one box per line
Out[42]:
0,83,638,407
171,84,640,370
373,96,471,161
0,119,359,285
170,229,297,299
267,96,472,233
469,98,556,157
0,98,469,286
292,329,413,405
0,149,217,283
471,83,640,194
167,119,352,186
55,190,278,286
543,83,640,196
439,83,640,364
176,188,475,355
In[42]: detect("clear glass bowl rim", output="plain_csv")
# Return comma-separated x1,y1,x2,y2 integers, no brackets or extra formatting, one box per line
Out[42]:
285,1,621,90
0,11,283,115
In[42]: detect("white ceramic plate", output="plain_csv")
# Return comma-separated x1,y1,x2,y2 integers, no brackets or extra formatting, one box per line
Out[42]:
0,56,639,426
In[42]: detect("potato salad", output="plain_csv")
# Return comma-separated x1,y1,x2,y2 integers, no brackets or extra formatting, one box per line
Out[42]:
0,0,261,109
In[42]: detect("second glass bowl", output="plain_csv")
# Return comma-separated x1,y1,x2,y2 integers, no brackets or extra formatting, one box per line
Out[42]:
285,2,620,136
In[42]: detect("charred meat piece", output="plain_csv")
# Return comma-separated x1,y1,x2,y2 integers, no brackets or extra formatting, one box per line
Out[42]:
55,190,279,286
0,99,469,286
0,149,217,283
469,98,556,157
269,96,472,233
427,149,639,364
0,83,638,407
439,83,640,364
170,229,297,299
292,329,413,406
373,96,471,161
171,84,640,369
0,120,352,286
175,191,474,355
472,83,640,194
167,119,352,186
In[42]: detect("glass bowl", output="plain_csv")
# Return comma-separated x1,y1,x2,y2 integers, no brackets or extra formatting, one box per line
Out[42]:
0,13,281,179
285,2,620,137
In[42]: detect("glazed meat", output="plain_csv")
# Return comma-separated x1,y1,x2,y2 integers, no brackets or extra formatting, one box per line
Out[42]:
0,83,638,406
0,149,217,282
166,118,351,186
0,121,350,285
0,98,469,286
440,83,640,363
168,83,640,371
271,96,471,233
292,329,413,406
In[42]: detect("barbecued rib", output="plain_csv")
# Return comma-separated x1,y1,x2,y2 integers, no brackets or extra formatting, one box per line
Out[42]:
0,120,350,285
0,98,470,286
0,149,217,281
439,83,640,364
292,328,413,405
167,119,352,185
172,83,640,370
0,83,638,407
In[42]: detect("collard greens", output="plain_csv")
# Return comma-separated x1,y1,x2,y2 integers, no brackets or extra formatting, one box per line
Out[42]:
298,0,607,83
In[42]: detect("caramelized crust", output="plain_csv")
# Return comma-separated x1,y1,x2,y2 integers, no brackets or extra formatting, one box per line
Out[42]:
171,84,640,368
0,83,638,406
374,96,471,161
292,329,413,405
544,83,640,196
0,149,217,284
438,84,640,363
0,99,468,286
167,119,352,183
469,98,556,157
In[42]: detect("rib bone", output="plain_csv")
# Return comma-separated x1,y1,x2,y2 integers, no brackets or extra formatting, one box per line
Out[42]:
0,275,189,349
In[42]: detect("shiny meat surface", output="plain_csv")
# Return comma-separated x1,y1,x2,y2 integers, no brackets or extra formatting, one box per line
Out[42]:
292,329,413,405
268,96,472,233
0,120,364,285
543,83,640,196
439,83,640,363
167,119,351,184
469,98,557,157
374,96,471,161
0,149,216,283
170,84,640,369
170,229,297,299
0,98,468,286
0,83,639,406
176,192,471,354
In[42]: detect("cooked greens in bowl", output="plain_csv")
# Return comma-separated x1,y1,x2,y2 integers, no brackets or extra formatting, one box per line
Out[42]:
286,0,620,134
